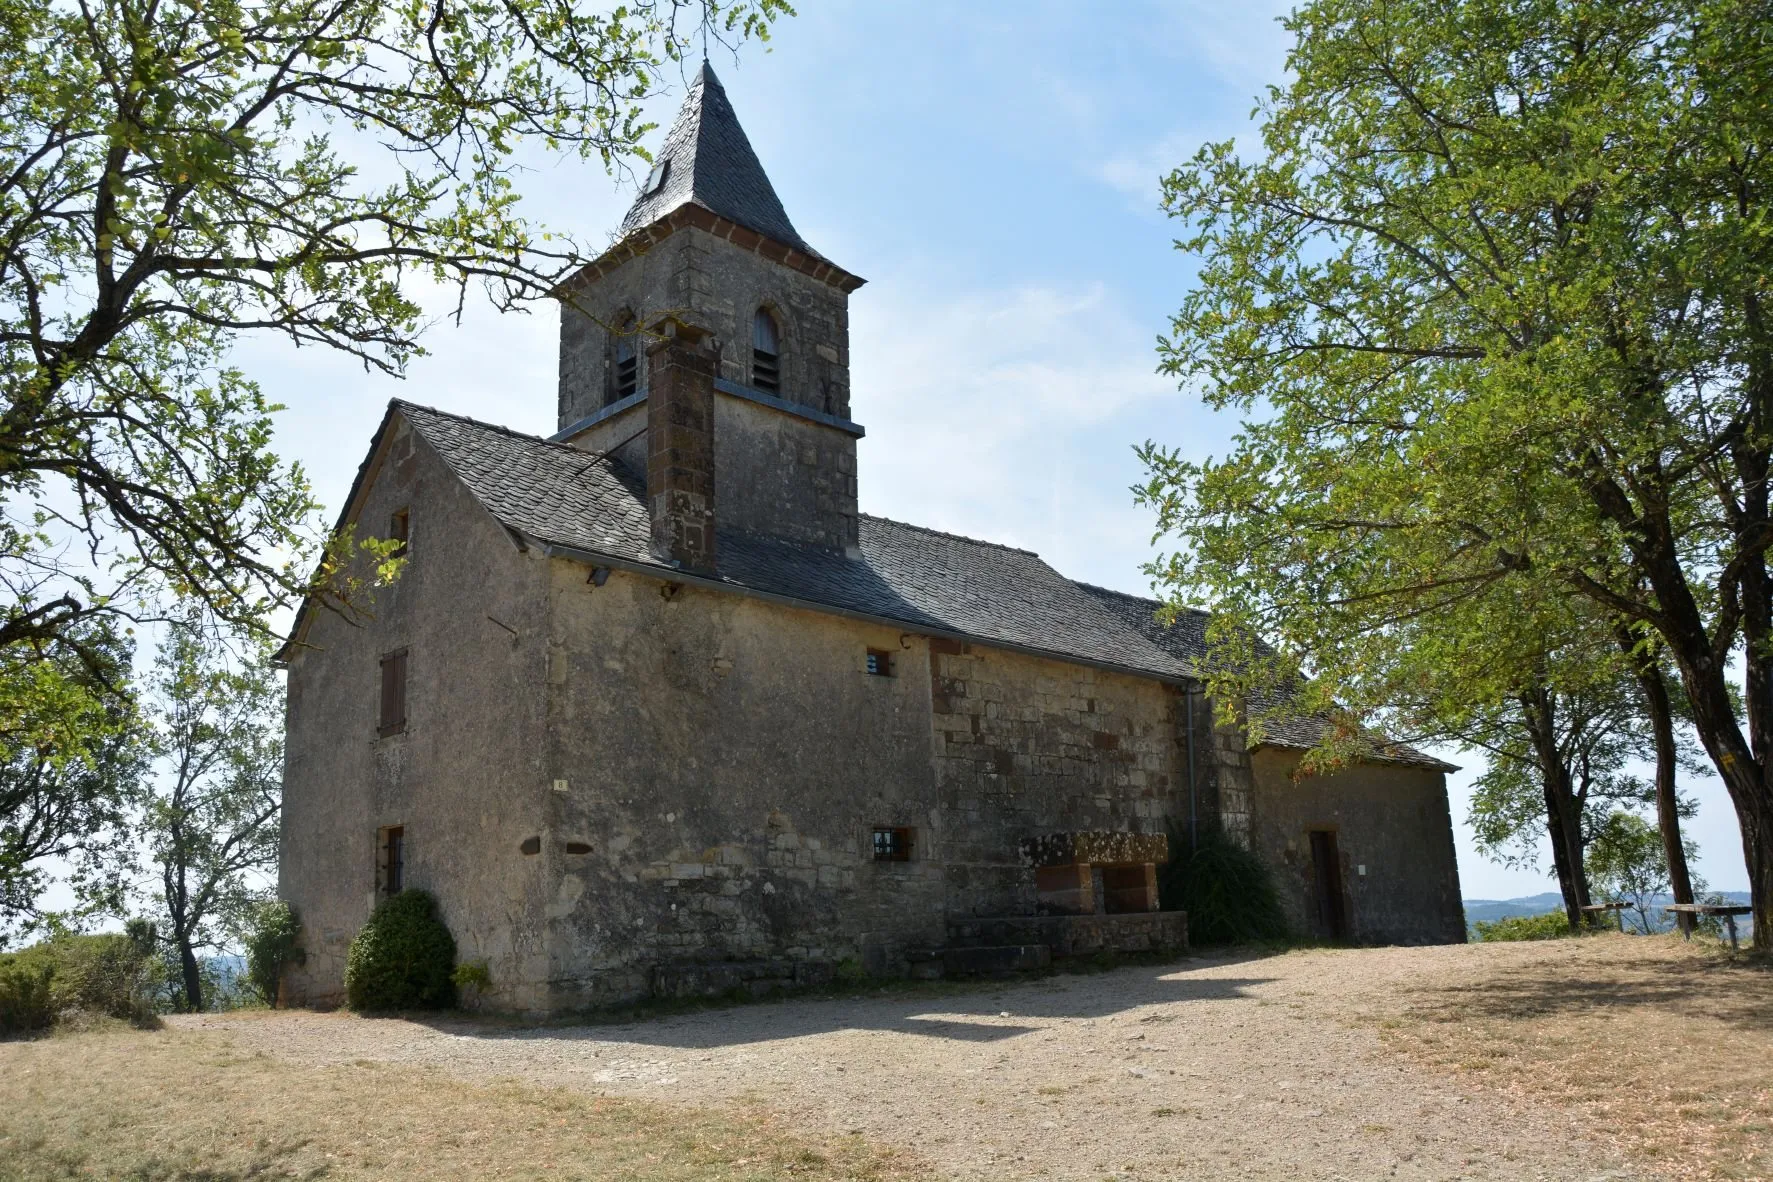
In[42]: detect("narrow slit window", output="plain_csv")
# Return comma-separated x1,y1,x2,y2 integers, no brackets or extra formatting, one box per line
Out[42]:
872,826,913,862
752,308,780,394
378,825,405,897
388,508,409,557
865,648,892,677
379,649,408,736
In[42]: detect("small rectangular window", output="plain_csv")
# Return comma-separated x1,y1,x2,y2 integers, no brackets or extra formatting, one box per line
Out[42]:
388,508,410,556
865,648,893,677
379,649,408,736
378,825,405,897
872,826,913,862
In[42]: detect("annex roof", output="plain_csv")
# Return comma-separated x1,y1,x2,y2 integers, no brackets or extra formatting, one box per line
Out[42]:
617,62,817,258
372,400,1453,773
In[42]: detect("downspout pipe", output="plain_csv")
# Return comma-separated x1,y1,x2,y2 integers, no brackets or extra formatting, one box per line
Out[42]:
1185,683,1199,854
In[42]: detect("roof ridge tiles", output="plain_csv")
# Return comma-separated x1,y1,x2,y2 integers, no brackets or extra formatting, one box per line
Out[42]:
1070,579,1213,617
859,513,1039,557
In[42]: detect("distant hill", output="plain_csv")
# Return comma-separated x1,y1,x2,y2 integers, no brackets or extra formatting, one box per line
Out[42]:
1462,892,1753,937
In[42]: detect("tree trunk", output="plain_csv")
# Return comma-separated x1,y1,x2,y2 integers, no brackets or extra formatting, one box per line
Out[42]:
179,938,203,1013
1519,689,1592,929
1652,610,1773,950
1615,623,1696,933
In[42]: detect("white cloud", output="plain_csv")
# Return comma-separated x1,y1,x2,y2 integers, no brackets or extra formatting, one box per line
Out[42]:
850,264,1200,594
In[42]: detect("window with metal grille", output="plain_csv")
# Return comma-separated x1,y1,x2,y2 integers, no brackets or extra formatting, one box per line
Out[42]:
752,307,780,393
379,649,407,736
388,507,409,557
378,825,405,896
872,826,913,862
865,648,892,677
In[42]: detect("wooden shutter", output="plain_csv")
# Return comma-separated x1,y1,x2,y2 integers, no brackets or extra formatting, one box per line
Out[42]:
379,650,407,735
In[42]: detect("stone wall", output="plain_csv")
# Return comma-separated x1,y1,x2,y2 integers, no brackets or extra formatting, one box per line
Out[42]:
557,226,854,431
1247,747,1466,945
925,639,1185,919
538,564,947,1008
279,418,557,1010
712,395,858,551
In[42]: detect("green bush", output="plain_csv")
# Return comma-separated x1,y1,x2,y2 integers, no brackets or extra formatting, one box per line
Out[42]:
0,930,162,1033
450,959,491,1006
345,890,456,1012
1472,909,1577,942
243,900,306,1006
1159,827,1290,945
0,959,56,1035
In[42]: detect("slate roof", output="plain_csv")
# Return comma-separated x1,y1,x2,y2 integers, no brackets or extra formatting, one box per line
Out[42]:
617,62,817,258
392,400,1453,772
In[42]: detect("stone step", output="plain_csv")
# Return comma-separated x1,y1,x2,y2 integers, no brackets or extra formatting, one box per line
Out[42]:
948,911,1189,957
941,943,1052,977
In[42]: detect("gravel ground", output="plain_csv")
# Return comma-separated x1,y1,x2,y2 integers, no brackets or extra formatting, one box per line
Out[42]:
179,944,1655,1181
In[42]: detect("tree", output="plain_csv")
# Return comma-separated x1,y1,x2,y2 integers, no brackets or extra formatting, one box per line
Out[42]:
135,613,282,1011
1462,681,1653,928
0,620,147,939
1612,619,1702,930
1589,810,1695,933
1138,0,1773,947
0,0,788,679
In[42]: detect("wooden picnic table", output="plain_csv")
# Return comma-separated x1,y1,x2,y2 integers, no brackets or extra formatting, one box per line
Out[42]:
1581,900,1630,932
1664,903,1755,950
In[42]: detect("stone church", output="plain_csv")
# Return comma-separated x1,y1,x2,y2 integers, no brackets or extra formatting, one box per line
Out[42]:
278,64,1465,1012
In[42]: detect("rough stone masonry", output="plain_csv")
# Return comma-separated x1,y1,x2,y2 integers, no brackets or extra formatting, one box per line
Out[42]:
277,62,1465,1014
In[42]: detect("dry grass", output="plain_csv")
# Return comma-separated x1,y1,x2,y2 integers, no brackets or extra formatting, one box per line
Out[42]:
0,1021,922,1181
1373,933,1773,1181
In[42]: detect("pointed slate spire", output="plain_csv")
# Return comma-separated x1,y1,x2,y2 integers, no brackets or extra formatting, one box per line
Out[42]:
618,62,817,258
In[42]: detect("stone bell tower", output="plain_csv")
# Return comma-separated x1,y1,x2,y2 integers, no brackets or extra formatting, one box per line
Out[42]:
553,62,867,558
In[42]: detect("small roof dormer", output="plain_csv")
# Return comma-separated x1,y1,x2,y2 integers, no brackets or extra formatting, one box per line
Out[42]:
619,62,820,261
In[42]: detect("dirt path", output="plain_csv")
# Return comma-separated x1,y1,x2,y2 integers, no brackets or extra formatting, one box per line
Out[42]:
181,944,1654,1181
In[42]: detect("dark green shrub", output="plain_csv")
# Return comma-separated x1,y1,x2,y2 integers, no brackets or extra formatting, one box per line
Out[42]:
244,900,306,1006
0,959,56,1035
0,930,161,1032
1472,909,1579,942
51,931,162,1022
1159,826,1290,945
345,890,456,1011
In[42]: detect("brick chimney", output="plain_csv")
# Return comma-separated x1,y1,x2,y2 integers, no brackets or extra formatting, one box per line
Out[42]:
645,318,719,574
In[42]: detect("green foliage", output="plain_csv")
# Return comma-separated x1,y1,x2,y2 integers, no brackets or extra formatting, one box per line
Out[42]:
243,900,305,1007
0,957,54,1034
1588,811,1680,933
1472,911,1578,942
0,929,163,1032
137,612,285,1012
0,622,148,939
450,958,491,1007
0,0,790,684
345,890,457,1012
1135,0,1773,943
1160,828,1289,945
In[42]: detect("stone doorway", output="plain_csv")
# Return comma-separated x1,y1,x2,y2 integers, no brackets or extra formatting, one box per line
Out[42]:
1309,829,1349,940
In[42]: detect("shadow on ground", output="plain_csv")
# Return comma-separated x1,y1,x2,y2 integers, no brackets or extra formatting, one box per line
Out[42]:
1400,942,1773,1033
405,953,1283,1049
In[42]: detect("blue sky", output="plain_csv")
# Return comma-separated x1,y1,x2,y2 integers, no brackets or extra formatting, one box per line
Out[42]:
241,0,1749,899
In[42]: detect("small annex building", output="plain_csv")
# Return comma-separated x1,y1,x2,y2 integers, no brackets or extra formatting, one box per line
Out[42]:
278,64,1465,1012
